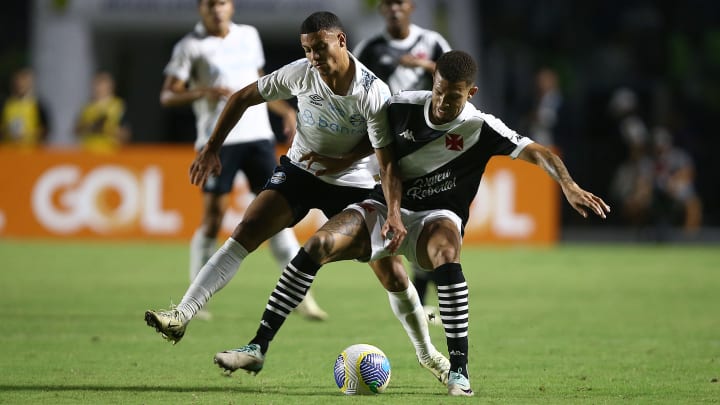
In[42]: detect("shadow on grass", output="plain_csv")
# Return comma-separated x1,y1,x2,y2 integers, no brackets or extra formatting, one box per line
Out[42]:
0,384,335,395
0,384,448,397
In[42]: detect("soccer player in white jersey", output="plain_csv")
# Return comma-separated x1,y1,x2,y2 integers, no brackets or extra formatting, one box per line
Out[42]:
354,0,452,95
160,0,327,320
354,0,452,321
229,50,611,397
146,11,451,386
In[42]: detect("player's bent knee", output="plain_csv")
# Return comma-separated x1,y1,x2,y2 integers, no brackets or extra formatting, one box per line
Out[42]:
303,232,335,263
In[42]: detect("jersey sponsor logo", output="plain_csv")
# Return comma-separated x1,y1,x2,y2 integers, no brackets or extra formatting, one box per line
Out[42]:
299,110,367,136
309,94,323,106
270,171,286,185
328,102,346,117
400,129,415,141
446,133,464,151
406,169,457,200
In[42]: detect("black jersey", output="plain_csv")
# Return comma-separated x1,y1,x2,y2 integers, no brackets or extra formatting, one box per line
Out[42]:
371,91,534,228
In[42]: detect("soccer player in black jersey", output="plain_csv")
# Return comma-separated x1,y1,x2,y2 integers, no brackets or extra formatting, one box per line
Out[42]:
354,0,451,95
229,50,610,397
354,0,452,319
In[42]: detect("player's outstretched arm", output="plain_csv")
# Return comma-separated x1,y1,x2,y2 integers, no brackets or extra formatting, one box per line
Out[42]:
517,143,611,219
160,75,232,107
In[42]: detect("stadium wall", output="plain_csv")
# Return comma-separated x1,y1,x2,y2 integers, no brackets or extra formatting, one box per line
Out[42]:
0,146,558,244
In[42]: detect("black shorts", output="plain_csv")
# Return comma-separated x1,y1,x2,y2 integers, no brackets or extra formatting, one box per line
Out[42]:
263,155,374,226
203,140,277,195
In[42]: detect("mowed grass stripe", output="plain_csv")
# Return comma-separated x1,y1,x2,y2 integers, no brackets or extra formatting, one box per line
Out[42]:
0,240,717,404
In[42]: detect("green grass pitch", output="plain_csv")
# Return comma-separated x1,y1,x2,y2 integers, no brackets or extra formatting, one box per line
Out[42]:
0,240,718,404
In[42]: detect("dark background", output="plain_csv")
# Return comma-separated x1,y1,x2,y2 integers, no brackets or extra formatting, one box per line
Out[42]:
1,1,718,228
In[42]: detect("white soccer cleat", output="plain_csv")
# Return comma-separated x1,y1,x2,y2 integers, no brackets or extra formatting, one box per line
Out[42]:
144,308,187,344
294,290,328,321
214,343,265,375
447,371,474,397
418,349,451,385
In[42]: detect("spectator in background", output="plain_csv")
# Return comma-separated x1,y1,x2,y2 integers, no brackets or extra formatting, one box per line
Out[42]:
74,71,131,152
609,87,702,240
1,67,48,147
650,126,702,237
609,112,654,234
354,0,452,322
159,0,326,320
524,67,564,148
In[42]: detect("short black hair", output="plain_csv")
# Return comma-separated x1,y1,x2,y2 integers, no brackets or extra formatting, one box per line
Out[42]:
300,11,345,34
436,50,478,85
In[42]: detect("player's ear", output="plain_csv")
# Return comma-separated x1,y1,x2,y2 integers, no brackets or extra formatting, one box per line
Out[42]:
337,31,347,49
467,86,478,100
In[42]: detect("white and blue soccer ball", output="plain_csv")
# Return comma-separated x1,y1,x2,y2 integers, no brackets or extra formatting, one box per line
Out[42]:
333,343,391,395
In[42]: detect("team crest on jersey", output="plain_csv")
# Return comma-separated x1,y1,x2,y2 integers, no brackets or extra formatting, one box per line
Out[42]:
270,171,287,184
445,133,464,151
360,69,377,92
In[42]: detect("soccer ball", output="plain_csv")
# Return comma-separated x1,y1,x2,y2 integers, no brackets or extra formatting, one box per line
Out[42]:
333,343,391,395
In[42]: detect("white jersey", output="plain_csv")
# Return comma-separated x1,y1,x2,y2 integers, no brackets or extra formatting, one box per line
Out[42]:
258,53,392,188
164,22,274,150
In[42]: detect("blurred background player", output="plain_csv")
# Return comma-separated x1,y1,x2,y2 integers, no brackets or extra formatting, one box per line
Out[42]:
1,67,48,147
354,0,451,95
353,0,452,322
523,67,564,148
160,0,326,320
649,126,702,238
74,71,131,152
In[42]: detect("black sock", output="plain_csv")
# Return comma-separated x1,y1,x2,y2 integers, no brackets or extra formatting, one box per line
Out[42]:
412,262,431,305
250,248,320,354
434,262,470,378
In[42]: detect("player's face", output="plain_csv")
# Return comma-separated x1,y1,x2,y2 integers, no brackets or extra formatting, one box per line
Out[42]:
301,29,347,77
380,0,414,30
429,71,477,124
198,0,234,35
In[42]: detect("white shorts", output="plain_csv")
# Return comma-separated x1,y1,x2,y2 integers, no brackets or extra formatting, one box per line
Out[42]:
346,199,463,270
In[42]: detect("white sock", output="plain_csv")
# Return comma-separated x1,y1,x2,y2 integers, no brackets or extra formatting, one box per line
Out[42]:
387,283,434,359
189,228,216,281
177,237,248,320
268,228,301,270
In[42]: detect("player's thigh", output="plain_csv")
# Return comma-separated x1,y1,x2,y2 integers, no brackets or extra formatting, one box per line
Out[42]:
416,218,462,269
231,189,294,251
307,209,372,264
